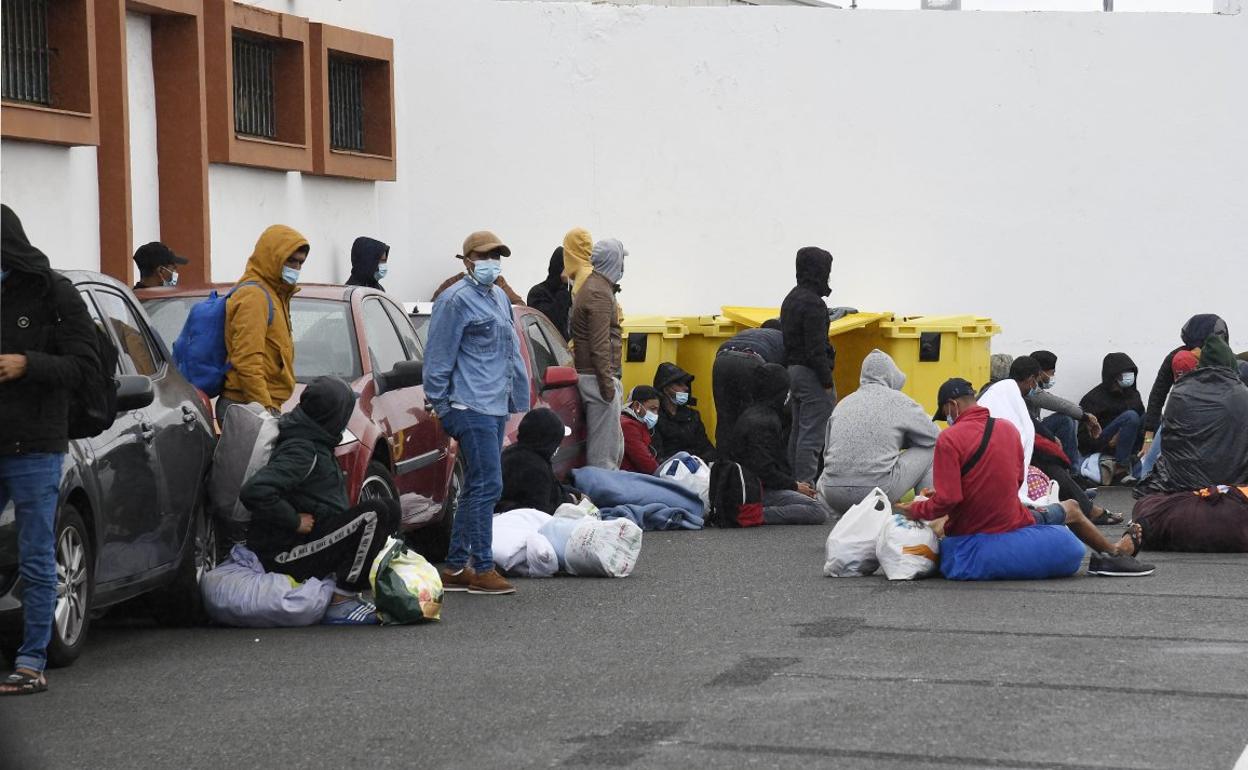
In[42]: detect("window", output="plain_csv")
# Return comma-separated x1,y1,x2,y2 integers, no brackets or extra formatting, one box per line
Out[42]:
289,299,360,382
328,55,364,152
532,315,574,368
526,321,559,388
79,290,123,376
232,34,276,140
309,23,394,180
362,299,408,374
93,289,161,377
1,0,52,106
383,300,423,363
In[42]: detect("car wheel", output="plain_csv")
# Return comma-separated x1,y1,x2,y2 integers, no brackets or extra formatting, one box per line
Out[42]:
150,500,219,627
45,505,93,669
360,460,398,504
409,458,462,563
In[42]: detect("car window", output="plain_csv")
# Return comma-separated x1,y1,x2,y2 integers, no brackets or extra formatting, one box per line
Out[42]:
290,299,361,382
526,320,559,387
532,314,573,367
142,296,200,350
361,298,408,374
93,289,161,376
79,290,124,376
383,299,423,363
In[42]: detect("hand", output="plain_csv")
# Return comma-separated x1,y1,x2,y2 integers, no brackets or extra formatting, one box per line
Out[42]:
296,513,315,535
0,354,28,383
894,500,916,518
796,481,816,498
918,487,935,499
599,385,615,402
1085,414,1102,440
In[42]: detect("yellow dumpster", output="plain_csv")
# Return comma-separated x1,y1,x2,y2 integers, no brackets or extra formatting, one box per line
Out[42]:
620,316,690,403
877,315,1002,416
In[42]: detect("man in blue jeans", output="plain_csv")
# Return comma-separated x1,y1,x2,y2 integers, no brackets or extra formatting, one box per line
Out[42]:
0,205,100,695
424,230,529,595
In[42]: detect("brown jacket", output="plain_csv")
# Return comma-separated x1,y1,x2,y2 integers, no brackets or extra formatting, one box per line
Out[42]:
433,272,525,305
570,271,622,398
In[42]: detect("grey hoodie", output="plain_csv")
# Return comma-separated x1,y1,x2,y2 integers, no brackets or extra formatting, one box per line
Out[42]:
818,350,940,485
590,239,626,285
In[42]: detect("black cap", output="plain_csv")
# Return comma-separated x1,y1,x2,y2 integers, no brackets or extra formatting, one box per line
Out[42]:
932,377,976,421
1030,350,1057,371
133,242,188,274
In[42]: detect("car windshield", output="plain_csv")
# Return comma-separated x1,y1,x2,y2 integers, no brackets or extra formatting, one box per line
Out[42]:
142,295,361,383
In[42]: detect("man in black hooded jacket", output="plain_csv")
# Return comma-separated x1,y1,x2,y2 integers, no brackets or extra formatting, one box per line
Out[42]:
1139,314,1228,463
0,205,99,695
526,247,572,339
498,408,579,514
345,236,390,290
1079,352,1146,482
780,246,836,484
652,362,717,464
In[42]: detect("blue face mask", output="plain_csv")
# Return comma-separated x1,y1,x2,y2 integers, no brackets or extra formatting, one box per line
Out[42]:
281,266,301,285
1118,373,1135,389
472,259,501,286
1040,377,1055,390
1028,386,1041,398
375,264,388,281
673,391,690,406
642,409,658,430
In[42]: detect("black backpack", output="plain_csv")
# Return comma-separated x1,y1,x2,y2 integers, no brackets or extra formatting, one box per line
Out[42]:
708,460,764,528
58,311,121,440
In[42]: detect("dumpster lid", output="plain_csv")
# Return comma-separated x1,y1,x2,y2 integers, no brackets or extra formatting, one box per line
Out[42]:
621,315,690,337
881,315,1002,338
722,306,892,336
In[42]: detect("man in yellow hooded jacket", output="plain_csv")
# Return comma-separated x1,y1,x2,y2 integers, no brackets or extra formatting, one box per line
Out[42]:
218,225,310,421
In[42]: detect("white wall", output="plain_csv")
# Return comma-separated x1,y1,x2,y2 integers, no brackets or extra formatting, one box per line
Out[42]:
0,142,100,272
126,12,161,247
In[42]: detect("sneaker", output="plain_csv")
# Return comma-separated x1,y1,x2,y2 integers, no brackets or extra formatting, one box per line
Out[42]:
1121,474,1140,487
322,596,380,625
1088,552,1156,577
1098,457,1116,487
468,568,516,595
441,566,474,592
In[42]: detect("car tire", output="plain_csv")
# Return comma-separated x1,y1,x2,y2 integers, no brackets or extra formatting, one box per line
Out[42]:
150,501,219,627
45,505,93,669
409,458,462,563
359,460,399,504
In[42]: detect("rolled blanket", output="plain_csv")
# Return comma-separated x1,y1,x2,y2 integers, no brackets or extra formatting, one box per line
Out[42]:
599,502,703,531
572,466,704,517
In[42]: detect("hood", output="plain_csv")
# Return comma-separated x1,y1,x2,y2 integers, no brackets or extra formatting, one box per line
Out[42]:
753,363,791,414
284,376,356,445
1197,333,1237,371
1100,352,1138,387
516,407,567,461
590,238,626,285
795,246,833,297
653,362,694,392
859,349,905,390
1,204,51,277
563,228,593,291
242,225,309,295
1180,314,1228,349
544,247,566,289
989,354,1014,384
349,237,389,283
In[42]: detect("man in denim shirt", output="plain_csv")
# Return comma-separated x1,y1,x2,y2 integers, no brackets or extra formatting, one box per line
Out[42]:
424,231,529,595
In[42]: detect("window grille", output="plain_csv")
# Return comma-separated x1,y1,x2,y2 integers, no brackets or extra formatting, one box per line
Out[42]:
1,0,52,106
328,55,365,152
233,34,276,139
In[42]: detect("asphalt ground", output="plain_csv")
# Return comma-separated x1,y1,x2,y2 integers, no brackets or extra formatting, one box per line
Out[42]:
2,488,1247,770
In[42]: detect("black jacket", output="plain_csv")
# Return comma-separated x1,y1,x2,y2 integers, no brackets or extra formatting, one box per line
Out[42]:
718,327,785,364
1078,352,1145,452
652,362,717,462
345,237,389,291
499,409,578,514
727,363,796,492
780,247,835,388
240,377,355,556
0,205,99,456
1142,314,1229,434
527,247,572,339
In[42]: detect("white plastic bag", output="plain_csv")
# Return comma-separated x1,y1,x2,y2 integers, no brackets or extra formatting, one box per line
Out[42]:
657,452,711,509
823,488,891,577
554,497,600,520
369,537,443,623
875,512,940,581
209,402,279,531
1080,452,1104,483
493,509,556,577
564,518,643,578
200,544,335,627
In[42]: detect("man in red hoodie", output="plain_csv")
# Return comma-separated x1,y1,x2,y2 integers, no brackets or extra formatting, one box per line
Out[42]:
897,378,1153,577
620,385,661,474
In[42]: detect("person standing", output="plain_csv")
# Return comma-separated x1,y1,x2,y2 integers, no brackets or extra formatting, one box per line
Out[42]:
424,231,529,595
562,227,594,296
526,247,573,338
570,238,626,470
219,225,309,422
344,236,390,290
0,205,100,695
131,241,189,289
780,246,836,485
711,319,784,450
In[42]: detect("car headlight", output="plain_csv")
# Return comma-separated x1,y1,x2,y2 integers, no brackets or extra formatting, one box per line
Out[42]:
339,428,359,447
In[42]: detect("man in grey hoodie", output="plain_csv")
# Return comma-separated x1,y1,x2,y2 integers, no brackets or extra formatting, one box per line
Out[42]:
570,238,626,469
817,350,940,513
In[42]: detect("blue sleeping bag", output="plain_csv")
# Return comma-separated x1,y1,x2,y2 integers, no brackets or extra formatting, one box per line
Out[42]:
571,466,704,517
940,525,1084,581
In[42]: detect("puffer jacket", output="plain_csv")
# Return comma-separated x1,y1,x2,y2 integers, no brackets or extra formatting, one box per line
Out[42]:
1078,352,1144,452
570,271,622,399
780,247,835,388
728,363,796,492
223,225,308,410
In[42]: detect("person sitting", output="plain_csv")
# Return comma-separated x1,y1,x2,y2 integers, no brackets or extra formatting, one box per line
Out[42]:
1026,349,1101,473
526,247,572,339
620,385,661,474
727,364,830,525
240,376,401,624
1141,314,1228,466
1138,348,1199,479
1079,353,1146,484
344,236,390,290
896,378,1153,577
652,362,717,463
711,319,785,449
817,350,939,513
498,408,580,514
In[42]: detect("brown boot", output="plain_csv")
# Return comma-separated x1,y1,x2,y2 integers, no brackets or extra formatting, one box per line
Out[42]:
441,566,475,592
468,568,516,595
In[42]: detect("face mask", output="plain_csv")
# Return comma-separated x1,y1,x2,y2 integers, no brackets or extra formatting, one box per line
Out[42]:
281,266,301,285
946,406,957,425
162,270,179,287
1118,373,1135,389
642,409,659,430
375,264,388,281
673,391,689,406
472,259,501,285
1028,386,1041,398
1040,377,1055,390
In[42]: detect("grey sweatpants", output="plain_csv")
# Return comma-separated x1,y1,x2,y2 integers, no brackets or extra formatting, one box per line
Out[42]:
577,375,623,470
762,488,830,525
787,365,836,484
818,446,936,514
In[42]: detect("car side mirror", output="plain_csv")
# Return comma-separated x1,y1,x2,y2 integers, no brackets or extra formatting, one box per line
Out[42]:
377,360,423,396
116,375,155,413
542,365,579,391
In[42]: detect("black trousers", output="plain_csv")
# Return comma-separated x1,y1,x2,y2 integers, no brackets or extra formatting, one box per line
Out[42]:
712,350,764,450
1032,451,1094,517
260,499,400,592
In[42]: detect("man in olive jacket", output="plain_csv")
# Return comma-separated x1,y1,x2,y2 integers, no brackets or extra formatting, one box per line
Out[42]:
570,238,626,469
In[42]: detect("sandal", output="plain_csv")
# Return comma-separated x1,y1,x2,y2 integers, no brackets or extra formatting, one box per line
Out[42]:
0,670,47,696
1089,509,1125,525
1123,521,1144,557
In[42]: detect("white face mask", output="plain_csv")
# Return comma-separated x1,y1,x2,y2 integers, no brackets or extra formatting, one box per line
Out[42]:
1118,373,1136,388
162,269,179,287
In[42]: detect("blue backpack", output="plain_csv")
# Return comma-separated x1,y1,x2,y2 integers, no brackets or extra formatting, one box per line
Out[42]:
173,281,274,397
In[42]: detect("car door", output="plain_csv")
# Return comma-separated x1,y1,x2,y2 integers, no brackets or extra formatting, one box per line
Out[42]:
522,311,586,478
79,289,167,583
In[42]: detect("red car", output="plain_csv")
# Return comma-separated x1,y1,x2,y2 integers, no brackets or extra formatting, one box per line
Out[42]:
140,285,585,559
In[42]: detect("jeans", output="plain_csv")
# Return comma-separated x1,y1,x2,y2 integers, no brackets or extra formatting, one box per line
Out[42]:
440,409,507,573
1040,413,1081,471
0,453,64,674
818,447,935,514
577,375,623,470
787,365,836,484
1031,502,1068,526
1139,425,1163,478
761,488,830,525
1096,411,1143,467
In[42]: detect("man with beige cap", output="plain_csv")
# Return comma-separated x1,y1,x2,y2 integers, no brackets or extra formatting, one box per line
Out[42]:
424,231,530,595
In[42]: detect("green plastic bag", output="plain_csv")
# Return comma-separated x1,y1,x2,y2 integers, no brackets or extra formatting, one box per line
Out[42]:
369,537,443,624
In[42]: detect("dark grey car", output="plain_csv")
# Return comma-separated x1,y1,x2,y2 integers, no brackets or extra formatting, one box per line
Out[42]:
0,271,216,668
